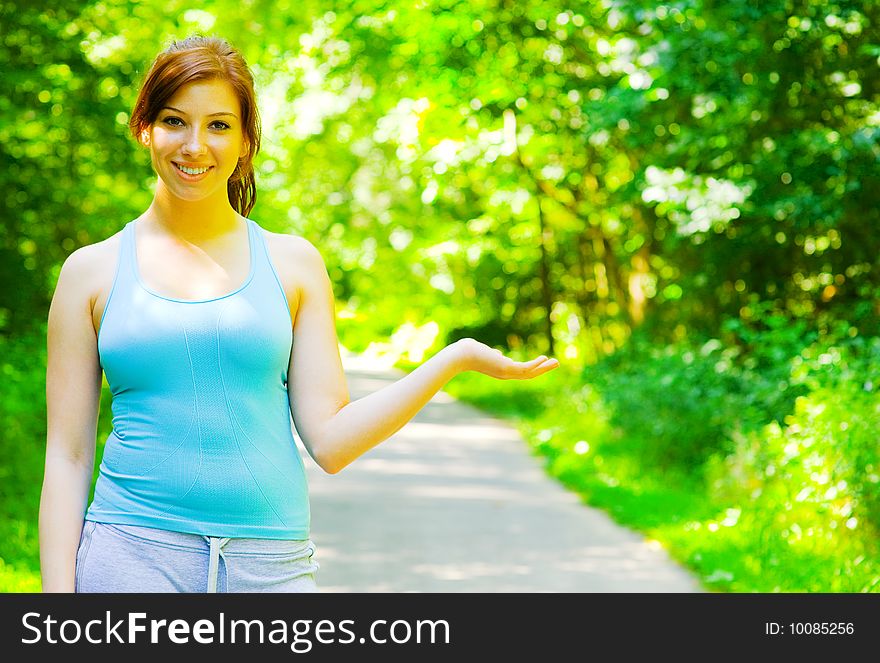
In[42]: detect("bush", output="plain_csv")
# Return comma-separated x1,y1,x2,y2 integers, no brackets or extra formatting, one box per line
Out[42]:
584,335,802,475
705,383,880,585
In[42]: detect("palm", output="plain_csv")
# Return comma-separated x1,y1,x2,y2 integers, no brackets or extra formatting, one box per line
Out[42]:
457,339,559,380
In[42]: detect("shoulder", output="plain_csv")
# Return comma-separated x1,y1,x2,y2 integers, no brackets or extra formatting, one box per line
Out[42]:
58,238,105,286
261,227,329,277
70,226,124,265
261,226,323,258
58,228,123,305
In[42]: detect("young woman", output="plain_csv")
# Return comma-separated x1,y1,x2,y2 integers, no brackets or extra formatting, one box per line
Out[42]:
39,35,558,593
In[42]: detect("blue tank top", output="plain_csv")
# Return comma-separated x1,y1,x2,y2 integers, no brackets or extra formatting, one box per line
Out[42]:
85,217,310,539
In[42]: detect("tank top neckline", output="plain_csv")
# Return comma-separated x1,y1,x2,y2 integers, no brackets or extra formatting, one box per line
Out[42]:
130,217,257,304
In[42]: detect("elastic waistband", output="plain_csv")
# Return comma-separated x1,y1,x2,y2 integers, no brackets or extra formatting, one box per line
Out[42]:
92,521,313,556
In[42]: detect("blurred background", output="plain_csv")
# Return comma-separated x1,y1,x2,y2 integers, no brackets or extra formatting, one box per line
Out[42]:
1,0,878,591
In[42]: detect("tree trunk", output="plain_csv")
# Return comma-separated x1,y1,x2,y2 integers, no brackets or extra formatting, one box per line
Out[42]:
536,196,555,356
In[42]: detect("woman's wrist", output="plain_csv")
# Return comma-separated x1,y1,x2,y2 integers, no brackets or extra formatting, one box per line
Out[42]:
447,338,476,374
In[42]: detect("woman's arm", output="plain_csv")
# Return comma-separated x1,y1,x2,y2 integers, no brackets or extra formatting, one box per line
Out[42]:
314,339,554,473
40,247,103,592
286,238,557,474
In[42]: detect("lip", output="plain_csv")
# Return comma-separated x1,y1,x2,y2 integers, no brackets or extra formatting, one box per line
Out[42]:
172,161,214,181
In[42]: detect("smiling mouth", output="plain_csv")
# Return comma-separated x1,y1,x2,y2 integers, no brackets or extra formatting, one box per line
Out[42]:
173,162,214,175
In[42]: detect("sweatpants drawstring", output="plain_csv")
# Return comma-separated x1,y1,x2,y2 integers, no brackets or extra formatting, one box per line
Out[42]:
204,536,231,593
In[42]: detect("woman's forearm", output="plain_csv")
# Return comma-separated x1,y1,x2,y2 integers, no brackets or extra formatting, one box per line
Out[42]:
39,453,93,592
313,342,465,473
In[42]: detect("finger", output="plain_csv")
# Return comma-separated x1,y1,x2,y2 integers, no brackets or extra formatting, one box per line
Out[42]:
513,358,553,376
510,359,543,376
529,358,559,375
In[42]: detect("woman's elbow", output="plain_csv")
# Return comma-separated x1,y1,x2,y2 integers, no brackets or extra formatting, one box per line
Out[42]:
322,462,344,475
319,457,351,475
310,445,347,475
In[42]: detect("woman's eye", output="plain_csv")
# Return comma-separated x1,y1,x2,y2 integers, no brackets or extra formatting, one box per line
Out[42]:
161,117,230,130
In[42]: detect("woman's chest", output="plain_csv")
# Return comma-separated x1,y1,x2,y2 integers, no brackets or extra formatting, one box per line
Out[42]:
90,228,301,339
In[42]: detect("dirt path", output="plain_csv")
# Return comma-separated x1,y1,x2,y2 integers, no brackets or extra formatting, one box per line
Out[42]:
300,352,706,593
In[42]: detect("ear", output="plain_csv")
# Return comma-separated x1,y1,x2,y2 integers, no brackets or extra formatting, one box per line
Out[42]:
139,128,151,147
239,138,250,160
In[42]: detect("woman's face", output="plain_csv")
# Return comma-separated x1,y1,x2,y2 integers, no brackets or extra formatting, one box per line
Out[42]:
144,78,249,202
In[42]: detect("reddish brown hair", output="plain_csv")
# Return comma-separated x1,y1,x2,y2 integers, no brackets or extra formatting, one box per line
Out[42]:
129,35,262,217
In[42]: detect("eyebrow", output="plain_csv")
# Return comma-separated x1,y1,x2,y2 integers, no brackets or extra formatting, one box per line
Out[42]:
161,106,238,119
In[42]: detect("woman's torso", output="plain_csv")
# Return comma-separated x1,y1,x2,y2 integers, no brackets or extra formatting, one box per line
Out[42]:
81,215,312,539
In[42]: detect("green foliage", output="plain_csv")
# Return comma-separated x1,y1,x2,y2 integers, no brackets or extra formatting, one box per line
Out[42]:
709,384,880,535
592,344,742,471
699,380,880,591
585,329,804,474
0,329,49,590
4,0,880,356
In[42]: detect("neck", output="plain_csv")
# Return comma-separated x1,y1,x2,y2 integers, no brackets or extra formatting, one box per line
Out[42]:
145,181,241,242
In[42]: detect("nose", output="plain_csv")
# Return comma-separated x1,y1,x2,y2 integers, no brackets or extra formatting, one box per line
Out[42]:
181,127,208,155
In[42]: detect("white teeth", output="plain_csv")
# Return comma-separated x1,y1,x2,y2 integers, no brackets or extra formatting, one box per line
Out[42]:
175,163,210,175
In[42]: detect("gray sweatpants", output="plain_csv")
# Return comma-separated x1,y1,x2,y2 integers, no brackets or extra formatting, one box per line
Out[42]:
75,520,320,593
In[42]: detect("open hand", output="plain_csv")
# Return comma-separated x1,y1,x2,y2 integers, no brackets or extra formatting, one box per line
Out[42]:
454,338,559,380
